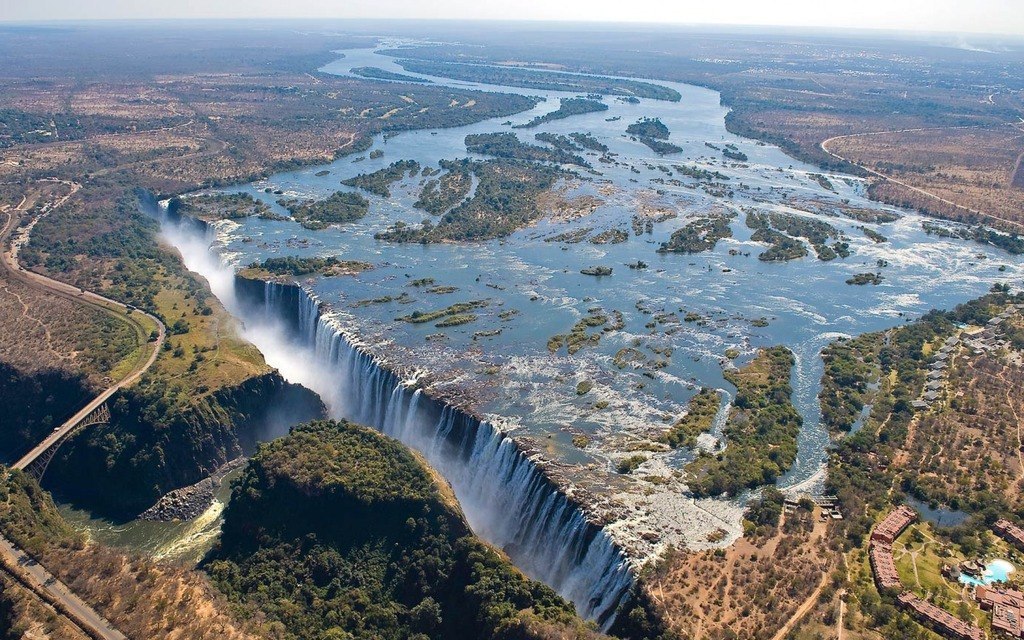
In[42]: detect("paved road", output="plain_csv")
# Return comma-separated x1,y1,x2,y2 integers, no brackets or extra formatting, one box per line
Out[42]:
0,122,234,640
0,533,127,640
820,126,1024,233
0,181,168,640
1,181,166,470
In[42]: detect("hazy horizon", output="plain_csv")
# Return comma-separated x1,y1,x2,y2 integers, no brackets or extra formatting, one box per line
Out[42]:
3,0,1024,38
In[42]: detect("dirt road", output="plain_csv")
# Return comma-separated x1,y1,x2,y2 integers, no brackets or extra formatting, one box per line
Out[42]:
820,127,1024,233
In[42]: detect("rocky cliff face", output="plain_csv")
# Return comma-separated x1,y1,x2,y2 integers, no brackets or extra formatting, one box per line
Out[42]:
231,276,635,627
45,371,325,519
0,363,93,464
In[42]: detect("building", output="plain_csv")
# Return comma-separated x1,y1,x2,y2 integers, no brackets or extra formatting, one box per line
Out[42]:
872,505,917,544
898,592,985,640
995,519,1024,551
866,507,987,639
870,542,902,591
977,586,1024,638
870,506,916,591
995,603,1023,637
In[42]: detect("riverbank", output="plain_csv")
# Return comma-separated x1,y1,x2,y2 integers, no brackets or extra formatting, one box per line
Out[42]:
139,457,247,522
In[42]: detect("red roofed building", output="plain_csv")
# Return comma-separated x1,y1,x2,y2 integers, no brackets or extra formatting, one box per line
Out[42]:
898,592,985,640
978,585,1024,638
870,541,902,592
995,519,1024,551
869,507,917,593
866,506,990,640
872,505,917,544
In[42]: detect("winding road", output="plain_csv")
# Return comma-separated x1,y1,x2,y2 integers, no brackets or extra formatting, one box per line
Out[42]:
2,182,166,473
820,125,1024,233
1,180,167,640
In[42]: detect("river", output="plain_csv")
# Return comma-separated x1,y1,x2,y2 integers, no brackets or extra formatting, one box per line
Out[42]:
60,39,1024,624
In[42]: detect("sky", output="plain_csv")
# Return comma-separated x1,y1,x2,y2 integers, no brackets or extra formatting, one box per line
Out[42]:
2,0,1024,37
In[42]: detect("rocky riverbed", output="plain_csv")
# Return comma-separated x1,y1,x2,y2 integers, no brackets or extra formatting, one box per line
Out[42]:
139,458,246,522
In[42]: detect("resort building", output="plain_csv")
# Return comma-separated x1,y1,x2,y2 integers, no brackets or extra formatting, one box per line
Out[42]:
977,586,1024,638
995,520,1024,551
872,505,918,544
870,542,902,591
869,506,916,592
866,505,995,640
897,593,985,640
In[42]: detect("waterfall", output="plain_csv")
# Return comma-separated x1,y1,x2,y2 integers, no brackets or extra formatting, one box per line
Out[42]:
233,276,635,627
152,200,636,626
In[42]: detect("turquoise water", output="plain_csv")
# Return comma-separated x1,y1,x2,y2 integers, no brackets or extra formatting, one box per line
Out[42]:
57,467,242,565
960,559,1015,586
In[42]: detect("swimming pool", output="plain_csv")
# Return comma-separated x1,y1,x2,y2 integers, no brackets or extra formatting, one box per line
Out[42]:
960,559,1015,586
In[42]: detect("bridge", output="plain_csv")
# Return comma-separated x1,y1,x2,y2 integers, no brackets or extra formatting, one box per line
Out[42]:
3,178,165,481
0,180,161,640
14,402,111,480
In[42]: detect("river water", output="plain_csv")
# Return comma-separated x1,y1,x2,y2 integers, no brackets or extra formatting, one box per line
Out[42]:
61,40,1024,580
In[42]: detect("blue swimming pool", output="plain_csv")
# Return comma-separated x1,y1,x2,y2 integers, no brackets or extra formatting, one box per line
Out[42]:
960,559,1015,586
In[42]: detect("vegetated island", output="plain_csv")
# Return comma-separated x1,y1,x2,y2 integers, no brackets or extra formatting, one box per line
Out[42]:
859,226,888,243
278,191,370,230
672,164,730,182
626,117,670,140
514,97,609,128
661,387,721,449
414,160,473,214
395,299,489,329
169,193,285,223
341,159,421,197
922,220,1024,255
590,229,629,244
721,143,748,162
396,58,682,101
204,419,596,640
548,307,623,355
239,256,374,281
569,132,609,153
349,66,433,83
846,272,884,285
685,346,802,497
376,158,564,242
626,117,683,155
465,132,587,166
658,210,736,253
534,132,585,155
746,211,850,261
